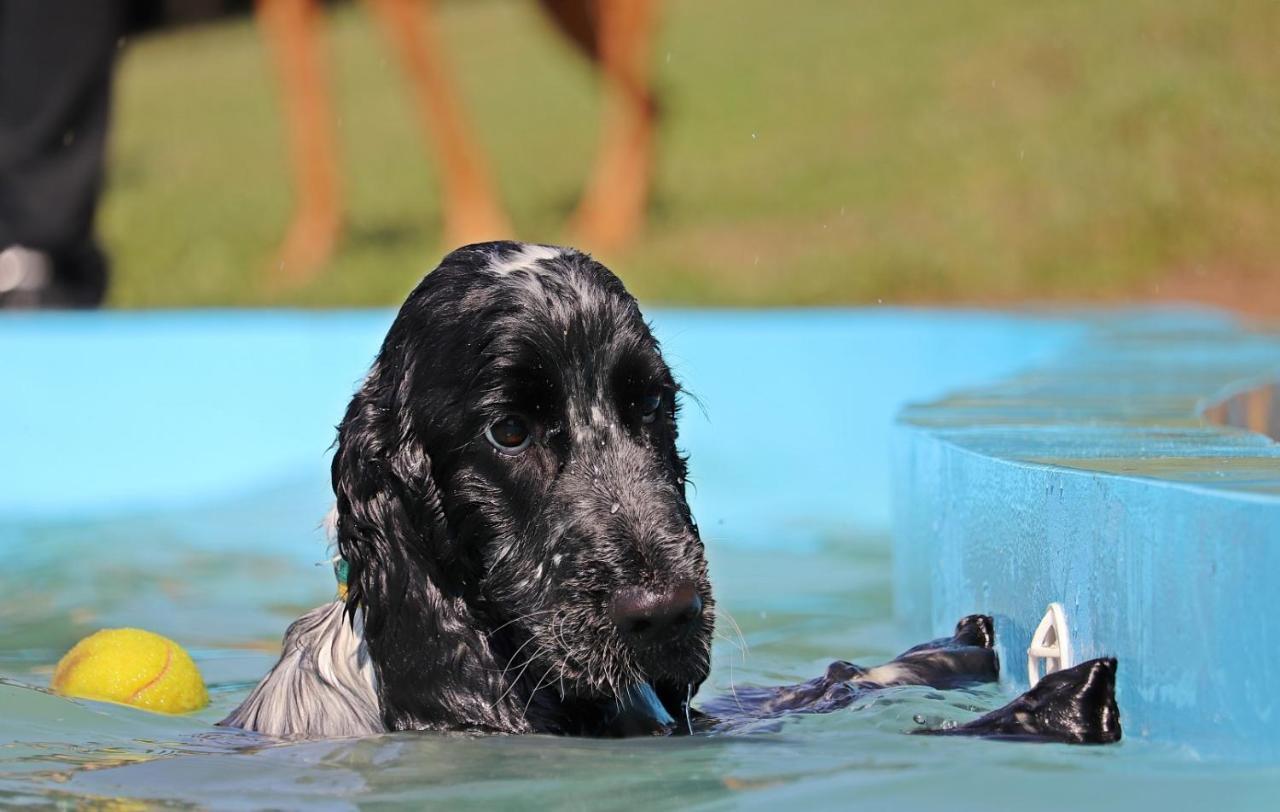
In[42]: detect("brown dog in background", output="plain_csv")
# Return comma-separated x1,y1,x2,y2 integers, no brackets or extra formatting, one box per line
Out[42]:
257,0,657,281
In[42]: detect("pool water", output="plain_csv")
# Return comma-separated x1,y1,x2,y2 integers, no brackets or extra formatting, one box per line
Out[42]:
3,310,1279,809
5,510,1278,810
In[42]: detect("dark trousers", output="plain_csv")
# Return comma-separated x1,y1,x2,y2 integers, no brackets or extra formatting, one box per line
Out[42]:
0,0,121,305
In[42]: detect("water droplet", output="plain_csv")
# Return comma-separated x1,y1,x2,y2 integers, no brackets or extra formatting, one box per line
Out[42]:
610,503,620,514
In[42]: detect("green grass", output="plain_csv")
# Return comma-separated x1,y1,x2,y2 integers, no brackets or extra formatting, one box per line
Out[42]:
101,0,1280,307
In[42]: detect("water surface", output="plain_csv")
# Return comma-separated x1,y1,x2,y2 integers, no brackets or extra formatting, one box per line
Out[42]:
3,492,1276,811
4,311,1275,809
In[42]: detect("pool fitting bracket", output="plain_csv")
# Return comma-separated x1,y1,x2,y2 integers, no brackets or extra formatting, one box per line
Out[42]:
1027,602,1073,688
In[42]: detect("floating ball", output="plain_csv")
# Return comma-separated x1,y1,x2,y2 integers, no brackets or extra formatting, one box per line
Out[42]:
51,628,208,714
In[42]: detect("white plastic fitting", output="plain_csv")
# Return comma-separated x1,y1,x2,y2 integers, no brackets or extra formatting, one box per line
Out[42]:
1027,602,1073,688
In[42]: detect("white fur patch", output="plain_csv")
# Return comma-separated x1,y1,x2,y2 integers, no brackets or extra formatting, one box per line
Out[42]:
219,601,383,739
322,504,338,547
860,663,909,686
487,244,562,276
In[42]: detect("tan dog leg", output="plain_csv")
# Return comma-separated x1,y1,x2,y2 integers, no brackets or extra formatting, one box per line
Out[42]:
258,0,343,282
365,0,512,247
568,0,657,253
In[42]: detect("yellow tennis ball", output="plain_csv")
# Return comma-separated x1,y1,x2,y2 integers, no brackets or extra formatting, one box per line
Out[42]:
51,628,208,714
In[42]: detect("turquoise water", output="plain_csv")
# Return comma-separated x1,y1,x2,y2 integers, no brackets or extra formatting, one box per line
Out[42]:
4,492,1279,810
4,310,1280,809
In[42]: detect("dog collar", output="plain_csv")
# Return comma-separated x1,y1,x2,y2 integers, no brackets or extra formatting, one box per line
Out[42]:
334,557,350,601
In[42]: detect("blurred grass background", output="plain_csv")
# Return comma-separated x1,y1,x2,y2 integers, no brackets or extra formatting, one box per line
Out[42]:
102,0,1280,309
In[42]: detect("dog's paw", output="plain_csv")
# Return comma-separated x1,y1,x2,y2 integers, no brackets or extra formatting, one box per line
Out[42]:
951,614,995,650
917,657,1122,744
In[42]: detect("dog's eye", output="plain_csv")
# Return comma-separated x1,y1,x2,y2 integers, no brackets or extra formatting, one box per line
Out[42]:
640,389,664,424
486,415,532,454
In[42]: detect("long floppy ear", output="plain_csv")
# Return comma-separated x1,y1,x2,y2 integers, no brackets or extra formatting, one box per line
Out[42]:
331,359,529,733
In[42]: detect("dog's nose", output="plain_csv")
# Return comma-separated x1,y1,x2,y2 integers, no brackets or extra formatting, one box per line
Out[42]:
610,581,703,644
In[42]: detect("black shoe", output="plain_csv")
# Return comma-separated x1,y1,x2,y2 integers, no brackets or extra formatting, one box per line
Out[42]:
0,243,107,309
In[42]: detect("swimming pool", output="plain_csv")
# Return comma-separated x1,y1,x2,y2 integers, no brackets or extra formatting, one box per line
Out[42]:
895,310,1280,761
3,309,1278,809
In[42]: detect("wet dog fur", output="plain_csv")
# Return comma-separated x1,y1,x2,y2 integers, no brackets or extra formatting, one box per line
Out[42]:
221,242,1120,744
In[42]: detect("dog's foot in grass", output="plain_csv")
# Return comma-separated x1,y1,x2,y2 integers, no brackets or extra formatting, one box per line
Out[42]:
270,209,342,286
441,199,514,249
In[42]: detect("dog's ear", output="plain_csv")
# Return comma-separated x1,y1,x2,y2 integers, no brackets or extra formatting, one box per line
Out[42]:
331,360,444,634
331,360,527,732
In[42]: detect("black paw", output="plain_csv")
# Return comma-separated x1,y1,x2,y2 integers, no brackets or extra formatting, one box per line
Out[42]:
951,614,995,649
918,657,1122,744
886,615,1000,688
899,614,996,658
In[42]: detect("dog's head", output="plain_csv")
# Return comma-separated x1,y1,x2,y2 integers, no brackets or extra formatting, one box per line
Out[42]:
333,242,713,732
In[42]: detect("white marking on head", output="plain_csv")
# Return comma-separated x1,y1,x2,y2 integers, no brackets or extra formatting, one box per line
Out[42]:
487,244,562,276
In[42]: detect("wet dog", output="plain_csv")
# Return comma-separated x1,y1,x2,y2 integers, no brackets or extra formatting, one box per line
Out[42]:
221,242,1120,743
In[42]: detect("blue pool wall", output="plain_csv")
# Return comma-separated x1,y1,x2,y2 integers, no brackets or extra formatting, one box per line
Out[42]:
894,311,1280,760
2,308,1077,654
2,309,1078,551
12,307,1278,761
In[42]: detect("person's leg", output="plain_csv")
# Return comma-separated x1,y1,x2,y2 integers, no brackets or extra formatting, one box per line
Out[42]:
0,0,120,307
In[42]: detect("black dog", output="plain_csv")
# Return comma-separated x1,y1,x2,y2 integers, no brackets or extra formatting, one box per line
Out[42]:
221,242,1120,744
